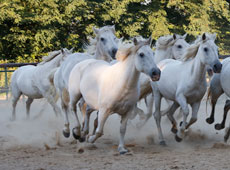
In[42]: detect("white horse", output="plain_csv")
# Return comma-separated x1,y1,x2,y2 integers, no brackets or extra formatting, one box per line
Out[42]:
10,48,73,120
51,25,119,138
151,33,222,145
133,33,190,125
68,37,160,154
206,58,230,142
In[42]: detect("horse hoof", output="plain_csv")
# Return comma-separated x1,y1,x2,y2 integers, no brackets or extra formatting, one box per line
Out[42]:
159,141,167,146
118,147,128,155
215,124,224,130
79,136,86,143
63,130,70,138
72,128,80,140
171,128,178,134
175,135,182,142
206,118,214,124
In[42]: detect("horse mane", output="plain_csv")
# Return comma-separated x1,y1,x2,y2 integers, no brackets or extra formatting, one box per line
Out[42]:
116,37,149,61
38,50,61,65
84,26,116,55
155,35,175,49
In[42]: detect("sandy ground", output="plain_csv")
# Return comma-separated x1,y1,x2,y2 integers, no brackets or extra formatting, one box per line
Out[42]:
0,94,230,170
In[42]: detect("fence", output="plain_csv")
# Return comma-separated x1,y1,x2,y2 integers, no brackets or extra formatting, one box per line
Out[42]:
0,63,37,100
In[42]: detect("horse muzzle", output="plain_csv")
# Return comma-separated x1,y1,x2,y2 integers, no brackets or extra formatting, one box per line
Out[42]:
150,68,161,81
212,62,222,73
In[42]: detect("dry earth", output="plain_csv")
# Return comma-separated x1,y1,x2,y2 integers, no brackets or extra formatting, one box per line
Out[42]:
0,94,230,170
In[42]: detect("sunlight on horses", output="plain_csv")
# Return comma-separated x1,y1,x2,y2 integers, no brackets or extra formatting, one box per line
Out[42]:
68,37,160,154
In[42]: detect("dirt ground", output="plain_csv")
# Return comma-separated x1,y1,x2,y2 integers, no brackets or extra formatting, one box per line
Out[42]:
1,94,230,170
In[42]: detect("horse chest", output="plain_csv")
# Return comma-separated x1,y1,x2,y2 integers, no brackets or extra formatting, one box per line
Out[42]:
185,82,206,103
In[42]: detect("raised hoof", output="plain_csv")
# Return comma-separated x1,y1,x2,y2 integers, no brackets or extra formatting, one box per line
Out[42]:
72,128,80,140
175,135,182,142
206,117,214,124
159,141,167,146
62,130,70,138
171,127,178,134
215,123,224,130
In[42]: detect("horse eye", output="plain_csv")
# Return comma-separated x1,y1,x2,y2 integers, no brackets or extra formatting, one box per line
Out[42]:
177,45,182,49
101,37,104,41
139,53,144,58
204,47,208,52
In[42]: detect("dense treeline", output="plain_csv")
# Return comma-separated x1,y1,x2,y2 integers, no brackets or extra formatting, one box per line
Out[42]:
0,0,229,62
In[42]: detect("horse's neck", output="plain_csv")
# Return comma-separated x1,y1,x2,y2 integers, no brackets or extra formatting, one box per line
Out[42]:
189,54,206,83
94,46,107,61
155,48,172,64
118,56,140,90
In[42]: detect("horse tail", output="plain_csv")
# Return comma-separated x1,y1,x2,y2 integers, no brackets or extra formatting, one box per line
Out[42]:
206,86,212,115
48,68,58,86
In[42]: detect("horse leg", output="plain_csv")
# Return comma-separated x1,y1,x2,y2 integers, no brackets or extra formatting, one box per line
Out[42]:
153,90,166,145
118,114,129,154
224,125,230,142
87,109,110,143
46,94,62,117
70,94,83,142
11,92,21,121
185,102,200,129
92,112,98,135
26,98,33,119
206,76,223,124
82,105,94,137
61,99,70,138
175,93,189,142
166,102,179,134
215,100,230,130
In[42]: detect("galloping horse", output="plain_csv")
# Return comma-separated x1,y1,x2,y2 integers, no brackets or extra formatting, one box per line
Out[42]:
151,33,222,145
10,48,72,120
68,37,161,154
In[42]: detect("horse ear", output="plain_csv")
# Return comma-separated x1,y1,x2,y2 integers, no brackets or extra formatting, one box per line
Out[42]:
133,38,138,45
202,33,206,41
151,39,156,48
147,36,152,46
110,25,116,34
173,34,177,40
182,33,187,39
212,33,216,40
61,48,64,54
93,27,99,35
70,47,74,53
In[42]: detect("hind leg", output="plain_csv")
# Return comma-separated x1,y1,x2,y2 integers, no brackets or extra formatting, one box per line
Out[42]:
26,98,33,119
185,102,200,129
167,102,179,134
11,92,22,121
70,93,83,141
215,100,230,130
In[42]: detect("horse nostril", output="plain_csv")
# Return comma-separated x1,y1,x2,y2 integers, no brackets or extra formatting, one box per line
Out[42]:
112,48,117,55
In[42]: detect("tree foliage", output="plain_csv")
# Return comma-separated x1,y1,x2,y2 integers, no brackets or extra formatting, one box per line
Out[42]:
0,0,229,62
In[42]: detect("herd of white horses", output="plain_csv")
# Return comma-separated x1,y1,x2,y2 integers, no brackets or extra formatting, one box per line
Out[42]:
10,25,230,154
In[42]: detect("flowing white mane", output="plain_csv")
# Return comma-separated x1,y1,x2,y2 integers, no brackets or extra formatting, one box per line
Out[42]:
84,26,116,55
38,50,62,65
